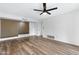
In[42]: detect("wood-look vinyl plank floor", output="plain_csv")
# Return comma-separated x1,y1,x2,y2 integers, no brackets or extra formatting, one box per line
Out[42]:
0,36,79,55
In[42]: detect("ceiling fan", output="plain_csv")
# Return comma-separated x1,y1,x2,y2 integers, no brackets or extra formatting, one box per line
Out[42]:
34,3,58,15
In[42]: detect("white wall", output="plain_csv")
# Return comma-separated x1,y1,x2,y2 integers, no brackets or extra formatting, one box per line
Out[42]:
0,20,1,37
29,22,41,36
42,9,79,46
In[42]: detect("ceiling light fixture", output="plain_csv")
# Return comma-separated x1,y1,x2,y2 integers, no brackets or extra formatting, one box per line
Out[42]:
43,12,47,15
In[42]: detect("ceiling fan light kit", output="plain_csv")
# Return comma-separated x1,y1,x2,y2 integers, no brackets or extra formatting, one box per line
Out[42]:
34,3,58,15
42,12,47,15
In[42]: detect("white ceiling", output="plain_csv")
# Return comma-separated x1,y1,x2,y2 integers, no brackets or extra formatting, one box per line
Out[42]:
0,3,79,20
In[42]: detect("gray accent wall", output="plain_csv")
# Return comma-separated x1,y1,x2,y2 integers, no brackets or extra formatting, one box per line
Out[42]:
1,19,19,38
0,19,29,38
0,20,1,38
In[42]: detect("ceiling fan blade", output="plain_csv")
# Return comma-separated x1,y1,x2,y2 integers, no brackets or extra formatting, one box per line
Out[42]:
34,9,42,11
46,7,58,11
40,12,43,15
43,3,46,10
46,11,51,15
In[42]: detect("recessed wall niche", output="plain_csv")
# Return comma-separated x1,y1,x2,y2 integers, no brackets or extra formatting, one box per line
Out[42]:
19,21,29,34
0,18,29,38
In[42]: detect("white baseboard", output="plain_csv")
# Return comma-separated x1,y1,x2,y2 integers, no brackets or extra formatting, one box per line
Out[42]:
0,34,31,41
43,35,79,46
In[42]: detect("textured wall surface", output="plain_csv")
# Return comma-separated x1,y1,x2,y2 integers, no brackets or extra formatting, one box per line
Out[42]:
1,19,19,38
